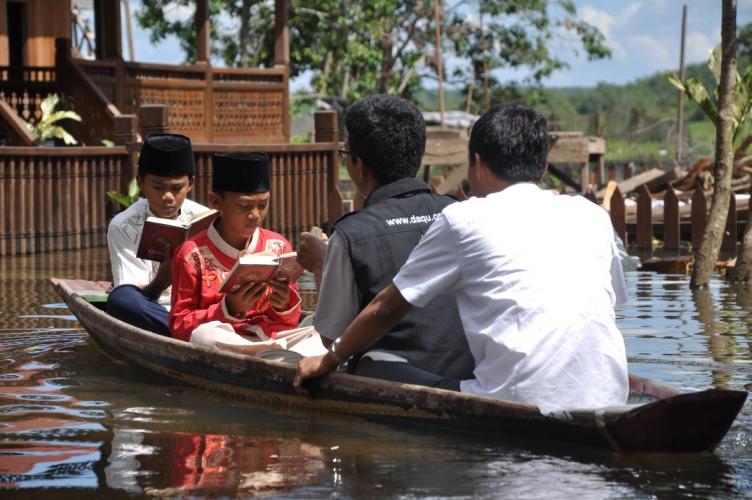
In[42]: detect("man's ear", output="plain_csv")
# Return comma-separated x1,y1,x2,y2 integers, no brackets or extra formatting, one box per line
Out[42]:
187,176,195,191
208,191,223,210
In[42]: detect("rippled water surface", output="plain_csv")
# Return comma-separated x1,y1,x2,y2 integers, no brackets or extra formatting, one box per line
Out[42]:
0,248,750,498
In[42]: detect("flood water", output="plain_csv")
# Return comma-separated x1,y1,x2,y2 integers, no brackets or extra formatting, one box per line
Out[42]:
0,247,750,498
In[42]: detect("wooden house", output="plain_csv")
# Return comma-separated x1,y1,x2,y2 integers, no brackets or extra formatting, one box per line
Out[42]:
0,1,344,257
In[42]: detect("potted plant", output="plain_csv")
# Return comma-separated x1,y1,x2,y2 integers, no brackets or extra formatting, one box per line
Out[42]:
24,94,81,146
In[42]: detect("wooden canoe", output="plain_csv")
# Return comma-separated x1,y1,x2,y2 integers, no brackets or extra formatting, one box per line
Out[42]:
51,278,747,453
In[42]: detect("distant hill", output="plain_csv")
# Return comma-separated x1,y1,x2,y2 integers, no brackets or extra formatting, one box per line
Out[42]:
415,55,750,162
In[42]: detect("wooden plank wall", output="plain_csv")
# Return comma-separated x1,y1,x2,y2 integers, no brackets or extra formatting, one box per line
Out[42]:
0,147,125,256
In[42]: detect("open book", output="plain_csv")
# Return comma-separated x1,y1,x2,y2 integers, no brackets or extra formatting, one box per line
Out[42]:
219,251,305,294
136,209,218,261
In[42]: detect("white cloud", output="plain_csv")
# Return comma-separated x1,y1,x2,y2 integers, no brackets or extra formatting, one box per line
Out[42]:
579,3,642,60
685,31,717,63
626,34,671,67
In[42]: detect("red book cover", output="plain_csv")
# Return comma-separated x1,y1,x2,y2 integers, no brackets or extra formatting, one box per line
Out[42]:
272,252,305,283
218,252,305,294
218,255,279,294
136,210,218,262
136,218,189,261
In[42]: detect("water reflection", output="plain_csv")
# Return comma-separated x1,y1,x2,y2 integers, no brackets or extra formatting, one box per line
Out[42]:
0,250,750,496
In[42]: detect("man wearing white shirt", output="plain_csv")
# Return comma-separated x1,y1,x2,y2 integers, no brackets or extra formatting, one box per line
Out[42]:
294,103,629,413
107,134,207,335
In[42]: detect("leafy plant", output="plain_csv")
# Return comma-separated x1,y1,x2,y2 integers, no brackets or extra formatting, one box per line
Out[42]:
668,45,752,145
107,178,140,209
25,94,82,145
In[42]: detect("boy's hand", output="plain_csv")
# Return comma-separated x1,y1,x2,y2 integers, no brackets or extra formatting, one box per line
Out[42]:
297,232,328,276
268,279,292,310
225,281,267,318
142,243,172,299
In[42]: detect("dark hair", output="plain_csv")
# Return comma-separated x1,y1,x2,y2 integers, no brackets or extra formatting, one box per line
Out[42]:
468,103,549,182
345,94,426,185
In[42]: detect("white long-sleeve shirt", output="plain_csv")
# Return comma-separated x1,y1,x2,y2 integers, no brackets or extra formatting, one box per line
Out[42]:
107,197,207,305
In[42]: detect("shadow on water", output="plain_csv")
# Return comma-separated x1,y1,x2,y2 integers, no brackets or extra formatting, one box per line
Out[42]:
0,250,750,497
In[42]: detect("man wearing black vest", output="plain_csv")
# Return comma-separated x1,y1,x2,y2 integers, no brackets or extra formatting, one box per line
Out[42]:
299,94,474,388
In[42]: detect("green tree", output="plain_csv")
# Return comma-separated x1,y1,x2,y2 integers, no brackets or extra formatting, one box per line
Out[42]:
135,0,609,103
136,0,275,67
449,0,610,112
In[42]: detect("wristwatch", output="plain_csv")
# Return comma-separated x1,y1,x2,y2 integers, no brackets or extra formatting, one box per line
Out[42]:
328,337,350,365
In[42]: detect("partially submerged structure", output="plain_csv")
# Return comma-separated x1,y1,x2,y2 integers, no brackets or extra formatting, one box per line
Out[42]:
0,0,343,256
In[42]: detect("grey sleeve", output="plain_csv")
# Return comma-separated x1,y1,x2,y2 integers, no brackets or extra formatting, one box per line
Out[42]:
314,232,362,341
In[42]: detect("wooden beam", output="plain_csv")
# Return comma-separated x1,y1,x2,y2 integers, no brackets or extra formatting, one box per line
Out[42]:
196,0,210,63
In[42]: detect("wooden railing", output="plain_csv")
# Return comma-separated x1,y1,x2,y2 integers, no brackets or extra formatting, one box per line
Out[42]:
0,100,36,146
0,147,127,256
0,66,57,125
76,59,290,143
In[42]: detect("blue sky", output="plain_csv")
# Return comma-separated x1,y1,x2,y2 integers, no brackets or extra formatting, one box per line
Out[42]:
120,0,752,89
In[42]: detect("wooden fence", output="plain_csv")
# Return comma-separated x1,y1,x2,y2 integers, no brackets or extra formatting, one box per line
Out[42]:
0,147,126,255
589,184,746,252
0,111,341,256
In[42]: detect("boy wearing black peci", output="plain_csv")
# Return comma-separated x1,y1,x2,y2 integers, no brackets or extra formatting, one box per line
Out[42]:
107,134,207,335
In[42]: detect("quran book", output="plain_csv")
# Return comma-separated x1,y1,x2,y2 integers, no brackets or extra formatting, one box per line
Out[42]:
219,252,305,294
136,209,218,261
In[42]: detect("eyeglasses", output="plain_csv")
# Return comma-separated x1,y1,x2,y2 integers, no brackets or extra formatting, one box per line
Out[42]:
337,143,351,161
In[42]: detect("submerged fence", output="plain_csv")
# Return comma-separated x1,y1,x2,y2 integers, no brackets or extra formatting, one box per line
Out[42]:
588,184,746,252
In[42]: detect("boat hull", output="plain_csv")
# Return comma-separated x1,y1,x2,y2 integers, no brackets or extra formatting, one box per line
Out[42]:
52,278,747,453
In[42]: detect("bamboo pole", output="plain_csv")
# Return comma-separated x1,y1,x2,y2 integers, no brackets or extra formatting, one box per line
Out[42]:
434,0,445,128
676,5,687,164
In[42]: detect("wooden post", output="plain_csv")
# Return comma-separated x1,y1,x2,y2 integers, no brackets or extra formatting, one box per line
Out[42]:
583,189,598,205
139,104,169,138
580,162,590,193
315,111,342,228
94,0,123,59
55,38,71,92
691,186,707,251
636,184,653,250
274,0,290,66
113,114,138,195
204,65,214,142
610,187,626,245
196,0,210,63
274,0,290,140
663,185,680,251
722,194,737,251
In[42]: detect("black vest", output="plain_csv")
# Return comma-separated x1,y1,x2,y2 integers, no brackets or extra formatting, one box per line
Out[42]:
334,177,475,380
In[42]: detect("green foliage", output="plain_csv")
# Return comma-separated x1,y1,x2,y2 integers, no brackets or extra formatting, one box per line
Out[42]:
135,0,609,103
107,178,140,209
136,0,274,67
669,45,752,145
24,94,81,145
450,0,610,112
